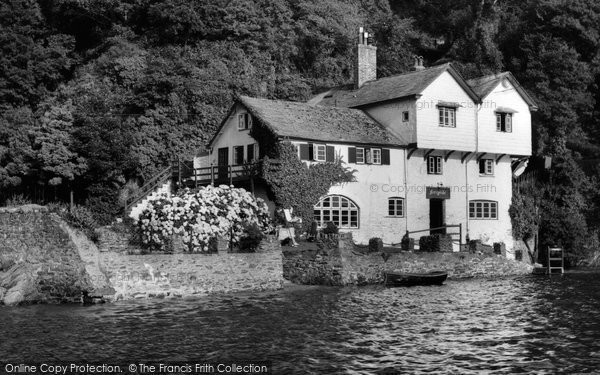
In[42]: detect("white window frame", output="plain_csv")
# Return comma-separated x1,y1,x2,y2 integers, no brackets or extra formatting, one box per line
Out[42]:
314,144,326,162
313,195,359,228
427,155,443,174
479,159,494,175
469,200,498,220
438,107,456,128
388,197,404,217
238,113,252,130
355,147,365,164
496,113,512,133
371,148,382,164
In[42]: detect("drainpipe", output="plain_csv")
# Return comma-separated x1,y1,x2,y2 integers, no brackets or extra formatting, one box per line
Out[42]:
404,148,409,234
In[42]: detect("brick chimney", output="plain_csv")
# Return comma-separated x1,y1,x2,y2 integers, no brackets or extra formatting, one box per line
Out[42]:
354,27,377,89
413,56,425,71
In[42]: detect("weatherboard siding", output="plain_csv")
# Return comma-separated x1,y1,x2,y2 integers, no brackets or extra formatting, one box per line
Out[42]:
477,81,532,156
416,71,477,152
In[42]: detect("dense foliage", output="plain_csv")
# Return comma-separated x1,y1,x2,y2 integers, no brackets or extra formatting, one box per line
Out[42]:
261,142,355,230
137,185,271,252
1,0,600,260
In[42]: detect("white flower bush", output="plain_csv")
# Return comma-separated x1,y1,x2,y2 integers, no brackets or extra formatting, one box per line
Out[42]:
137,185,273,252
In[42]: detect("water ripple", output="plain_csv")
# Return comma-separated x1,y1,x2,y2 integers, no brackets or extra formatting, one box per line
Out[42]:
2,273,600,373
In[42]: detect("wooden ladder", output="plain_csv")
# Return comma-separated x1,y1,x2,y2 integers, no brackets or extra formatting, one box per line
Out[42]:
547,247,564,274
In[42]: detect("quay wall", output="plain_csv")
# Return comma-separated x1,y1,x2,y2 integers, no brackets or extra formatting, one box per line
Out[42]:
283,234,533,286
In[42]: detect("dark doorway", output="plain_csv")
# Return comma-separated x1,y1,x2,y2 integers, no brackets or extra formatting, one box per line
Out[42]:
217,147,229,181
430,199,446,235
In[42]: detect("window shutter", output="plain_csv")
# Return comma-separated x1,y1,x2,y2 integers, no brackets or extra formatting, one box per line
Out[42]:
308,143,314,160
381,149,390,165
299,144,309,160
326,146,335,162
348,147,356,163
238,114,244,129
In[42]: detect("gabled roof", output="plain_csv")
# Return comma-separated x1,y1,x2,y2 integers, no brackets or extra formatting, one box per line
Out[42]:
310,63,481,108
230,96,408,146
467,72,538,111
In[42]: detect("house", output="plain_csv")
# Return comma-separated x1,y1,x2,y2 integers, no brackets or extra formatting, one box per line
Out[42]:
197,28,538,257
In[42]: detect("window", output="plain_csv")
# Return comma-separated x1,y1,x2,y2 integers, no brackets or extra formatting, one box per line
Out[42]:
469,200,498,219
313,195,359,228
479,159,494,175
247,144,256,162
427,156,443,174
372,148,381,164
496,113,512,132
238,113,252,130
314,144,326,161
402,111,409,122
438,107,456,127
234,146,244,165
388,198,404,217
356,147,365,164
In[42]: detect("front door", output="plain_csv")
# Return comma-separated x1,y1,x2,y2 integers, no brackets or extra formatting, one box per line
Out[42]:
430,199,446,235
217,147,229,182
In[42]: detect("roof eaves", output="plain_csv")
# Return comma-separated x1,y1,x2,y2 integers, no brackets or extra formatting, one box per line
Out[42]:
208,101,237,148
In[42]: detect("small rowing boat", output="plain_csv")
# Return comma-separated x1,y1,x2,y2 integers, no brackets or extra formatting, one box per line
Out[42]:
384,271,448,287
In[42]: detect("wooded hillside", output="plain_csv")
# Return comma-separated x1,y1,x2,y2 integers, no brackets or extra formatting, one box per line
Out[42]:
1,0,599,260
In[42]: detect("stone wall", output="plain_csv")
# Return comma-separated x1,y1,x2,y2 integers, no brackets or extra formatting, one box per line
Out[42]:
98,238,283,300
0,210,283,304
0,206,93,305
283,233,533,286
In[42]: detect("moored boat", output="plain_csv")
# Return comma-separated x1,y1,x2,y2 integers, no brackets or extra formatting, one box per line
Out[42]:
384,271,448,287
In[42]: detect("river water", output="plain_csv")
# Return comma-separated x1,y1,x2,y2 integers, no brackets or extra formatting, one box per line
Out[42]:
1,271,600,374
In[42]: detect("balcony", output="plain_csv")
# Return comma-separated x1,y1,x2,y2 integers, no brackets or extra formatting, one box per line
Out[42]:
174,160,263,188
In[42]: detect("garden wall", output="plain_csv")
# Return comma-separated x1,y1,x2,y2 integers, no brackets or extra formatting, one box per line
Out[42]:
283,233,533,286
96,227,283,300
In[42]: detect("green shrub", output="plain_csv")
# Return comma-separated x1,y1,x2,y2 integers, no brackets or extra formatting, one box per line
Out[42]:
5,194,32,207
368,237,383,253
419,235,440,252
64,205,99,242
238,222,264,252
323,221,338,234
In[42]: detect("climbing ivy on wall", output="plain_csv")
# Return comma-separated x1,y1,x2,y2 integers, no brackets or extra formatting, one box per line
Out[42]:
261,141,355,231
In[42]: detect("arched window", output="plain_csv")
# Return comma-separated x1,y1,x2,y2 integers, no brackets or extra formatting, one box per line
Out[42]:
313,195,359,228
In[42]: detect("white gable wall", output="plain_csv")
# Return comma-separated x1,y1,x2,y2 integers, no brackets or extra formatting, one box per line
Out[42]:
416,71,477,152
362,98,417,144
478,81,532,156
209,103,258,165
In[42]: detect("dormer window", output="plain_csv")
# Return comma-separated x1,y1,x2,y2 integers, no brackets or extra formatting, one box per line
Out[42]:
496,113,512,132
238,113,252,130
438,107,456,128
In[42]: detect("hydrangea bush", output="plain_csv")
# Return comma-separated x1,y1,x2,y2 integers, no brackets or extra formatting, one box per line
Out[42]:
137,185,272,252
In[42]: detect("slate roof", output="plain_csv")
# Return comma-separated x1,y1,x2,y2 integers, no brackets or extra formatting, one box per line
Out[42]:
237,95,407,146
467,72,538,111
311,63,480,108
